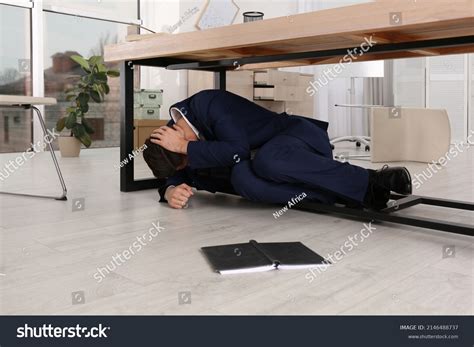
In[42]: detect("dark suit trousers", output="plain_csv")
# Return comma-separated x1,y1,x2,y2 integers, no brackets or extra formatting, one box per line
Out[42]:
231,118,370,205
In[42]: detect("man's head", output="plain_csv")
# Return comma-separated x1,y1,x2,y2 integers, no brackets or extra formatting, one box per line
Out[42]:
143,138,187,179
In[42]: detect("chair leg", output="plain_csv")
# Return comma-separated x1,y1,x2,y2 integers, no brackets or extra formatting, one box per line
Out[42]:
330,136,371,147
32,106,67,200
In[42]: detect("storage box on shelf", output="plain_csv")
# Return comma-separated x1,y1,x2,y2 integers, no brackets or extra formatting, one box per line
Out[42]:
134,89,163,119
133,89,165,148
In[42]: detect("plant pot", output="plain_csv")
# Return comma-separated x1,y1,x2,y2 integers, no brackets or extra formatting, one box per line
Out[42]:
58,136,81,157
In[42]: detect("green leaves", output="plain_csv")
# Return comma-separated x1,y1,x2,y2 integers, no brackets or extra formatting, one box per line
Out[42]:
64,112,77,129
107,70,120,77
89,90,101,103
61,54,120,147
77,93,90,104
97,63,107,73
95,72,107,82
76,92,90,113
56,117,66,132
82,117,95,135
70,55,90,72
72,124,92,148
81,133,92,148
88,55,103,66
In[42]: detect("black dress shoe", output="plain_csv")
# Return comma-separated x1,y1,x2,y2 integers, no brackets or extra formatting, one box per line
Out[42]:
374,165,412,195
363,178,390,210
363,166,412,210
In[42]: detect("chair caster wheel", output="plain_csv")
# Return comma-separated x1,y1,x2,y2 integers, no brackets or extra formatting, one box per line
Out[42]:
356,141,361,147
365,145,370,152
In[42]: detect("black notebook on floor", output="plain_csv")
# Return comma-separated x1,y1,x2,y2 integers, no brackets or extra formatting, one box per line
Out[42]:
201,240,330,275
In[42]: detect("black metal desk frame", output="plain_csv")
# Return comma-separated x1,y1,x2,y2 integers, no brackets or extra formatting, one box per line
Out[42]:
119,35,474,236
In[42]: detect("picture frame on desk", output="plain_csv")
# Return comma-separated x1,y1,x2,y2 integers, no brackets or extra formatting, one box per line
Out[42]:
195,0,240,30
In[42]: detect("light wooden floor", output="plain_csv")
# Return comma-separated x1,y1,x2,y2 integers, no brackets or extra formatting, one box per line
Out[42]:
0,145,472,315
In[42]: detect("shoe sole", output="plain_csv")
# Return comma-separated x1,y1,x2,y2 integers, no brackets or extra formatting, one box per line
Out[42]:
399,167,412,195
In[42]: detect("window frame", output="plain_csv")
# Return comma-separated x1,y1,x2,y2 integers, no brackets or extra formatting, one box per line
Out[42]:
0,1,32,9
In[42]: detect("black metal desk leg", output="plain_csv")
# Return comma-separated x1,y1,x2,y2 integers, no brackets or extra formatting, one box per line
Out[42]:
119,61,166,192
214,70,227,90
120,60,135,192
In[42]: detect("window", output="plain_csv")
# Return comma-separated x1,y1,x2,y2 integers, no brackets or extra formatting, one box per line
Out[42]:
43,12,129,148
428,54,467,143
0,4,32,153
394,58,426,107
0,0,139,153
43,0,139,19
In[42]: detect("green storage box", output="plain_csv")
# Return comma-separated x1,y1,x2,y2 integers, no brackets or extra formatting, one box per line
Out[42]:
134,106,161,119
134,89,163,108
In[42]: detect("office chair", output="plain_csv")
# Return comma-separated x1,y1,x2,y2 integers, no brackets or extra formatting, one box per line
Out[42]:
331,104,380,160
333,105,451,164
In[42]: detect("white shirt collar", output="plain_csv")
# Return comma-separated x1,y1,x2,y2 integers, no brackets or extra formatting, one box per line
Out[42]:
170,107,200,139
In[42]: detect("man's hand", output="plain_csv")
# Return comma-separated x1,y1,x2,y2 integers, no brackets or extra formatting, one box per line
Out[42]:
150,125,188,154
165,183,194,209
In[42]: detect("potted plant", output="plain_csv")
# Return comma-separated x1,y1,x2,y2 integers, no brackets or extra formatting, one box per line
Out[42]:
56,55,120,157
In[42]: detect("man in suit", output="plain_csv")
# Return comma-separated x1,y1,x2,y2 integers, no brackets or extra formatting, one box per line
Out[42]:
143,90,412,210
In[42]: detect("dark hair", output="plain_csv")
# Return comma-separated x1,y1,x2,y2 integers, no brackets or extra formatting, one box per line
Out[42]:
143,138,184,179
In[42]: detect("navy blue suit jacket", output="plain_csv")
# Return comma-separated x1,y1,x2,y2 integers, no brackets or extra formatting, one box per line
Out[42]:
158,89,329,201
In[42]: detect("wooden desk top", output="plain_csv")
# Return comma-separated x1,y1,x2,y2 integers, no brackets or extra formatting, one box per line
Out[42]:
104,0,474,69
